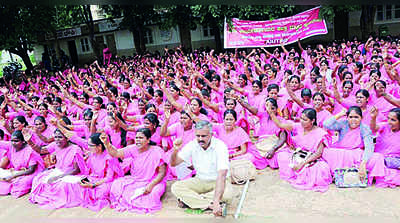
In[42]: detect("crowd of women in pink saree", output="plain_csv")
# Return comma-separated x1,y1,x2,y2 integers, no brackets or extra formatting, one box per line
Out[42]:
0,36,399,214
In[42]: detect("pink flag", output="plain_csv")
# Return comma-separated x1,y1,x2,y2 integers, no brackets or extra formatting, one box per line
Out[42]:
224,7,328,48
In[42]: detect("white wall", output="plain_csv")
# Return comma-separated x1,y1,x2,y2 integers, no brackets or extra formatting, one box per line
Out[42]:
115,30,135,50
191,24,217,42
145,25,180,47
32,45,44,64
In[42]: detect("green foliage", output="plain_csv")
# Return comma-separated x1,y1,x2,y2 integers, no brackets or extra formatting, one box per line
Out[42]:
0,6,54,52
320,5,361,23
156,5,197,31
54,6,87,29
102,5,159,32
190,5,297,31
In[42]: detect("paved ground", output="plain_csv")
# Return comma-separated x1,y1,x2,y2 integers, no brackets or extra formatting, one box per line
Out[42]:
1,167,399,222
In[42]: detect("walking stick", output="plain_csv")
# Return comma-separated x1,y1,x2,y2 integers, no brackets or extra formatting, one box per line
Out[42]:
234,179,250,219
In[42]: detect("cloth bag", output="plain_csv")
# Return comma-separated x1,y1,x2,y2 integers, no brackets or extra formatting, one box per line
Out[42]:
255,135,286,157
334,168,368,188
229,159,256,184
289,148,314,168
384,157,400,169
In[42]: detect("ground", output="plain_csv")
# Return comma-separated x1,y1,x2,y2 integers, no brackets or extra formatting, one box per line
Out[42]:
1,167,399,222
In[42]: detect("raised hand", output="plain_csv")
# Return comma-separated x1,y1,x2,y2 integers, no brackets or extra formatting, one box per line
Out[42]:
173,138,183,150
99,132,109,145
49,118,58,126
0,117,6,129
184,104,191,114
164,109,171,120
338,108,347,117
92,111,99,121
332,77,337,86
21,128,32,142
370,106,378,119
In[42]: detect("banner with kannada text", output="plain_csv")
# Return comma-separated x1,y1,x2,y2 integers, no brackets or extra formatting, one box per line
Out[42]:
224,7,328,48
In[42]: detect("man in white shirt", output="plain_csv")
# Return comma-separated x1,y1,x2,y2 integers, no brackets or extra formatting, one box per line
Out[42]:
170,120,232,217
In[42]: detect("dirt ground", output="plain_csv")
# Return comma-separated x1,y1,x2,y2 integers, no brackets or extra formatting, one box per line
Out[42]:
0,167,399,222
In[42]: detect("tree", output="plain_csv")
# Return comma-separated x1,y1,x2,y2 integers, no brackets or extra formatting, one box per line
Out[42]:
45,6,102,63
191,5,233,53
360,6,377,40
76,5,101,60
0,6,54,72
102,5,159,54
321,6,361,41
158,5,197,52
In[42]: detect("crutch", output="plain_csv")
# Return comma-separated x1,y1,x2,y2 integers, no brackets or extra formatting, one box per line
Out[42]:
234,179,250,219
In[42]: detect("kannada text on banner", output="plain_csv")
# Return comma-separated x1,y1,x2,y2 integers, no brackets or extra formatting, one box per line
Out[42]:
224,7,328,48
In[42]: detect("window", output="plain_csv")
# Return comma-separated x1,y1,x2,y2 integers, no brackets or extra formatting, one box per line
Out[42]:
377,5,383,21
80,38,90,52
203,26,213,37
376,5,400,21
395,5,400,18
144,29,153,44
386,5,392,20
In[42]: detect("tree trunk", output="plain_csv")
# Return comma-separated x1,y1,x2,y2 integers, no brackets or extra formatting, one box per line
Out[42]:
8,48,33,73
178,23,192,53
83,5,101,60
132,29,142,54
54,32,62,69
211,22,222,53
138,26,147,54
360,6,377,41
334,10,349,41
88,34,100,61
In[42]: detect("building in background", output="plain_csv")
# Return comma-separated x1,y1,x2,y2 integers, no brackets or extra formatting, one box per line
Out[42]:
29,5,400,66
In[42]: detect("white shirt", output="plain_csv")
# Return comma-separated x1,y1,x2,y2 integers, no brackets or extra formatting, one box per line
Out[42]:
178,137,229,181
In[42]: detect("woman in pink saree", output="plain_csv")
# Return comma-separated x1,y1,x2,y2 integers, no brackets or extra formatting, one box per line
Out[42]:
0,130,44,197
370,108,400,188
160,110,195,180
103,44,112,66
270,108,332,192
29,128,87,209
322,106,385,185
79,133,124,211
214,109,268,169
238,97,287,169
103,128,167,213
